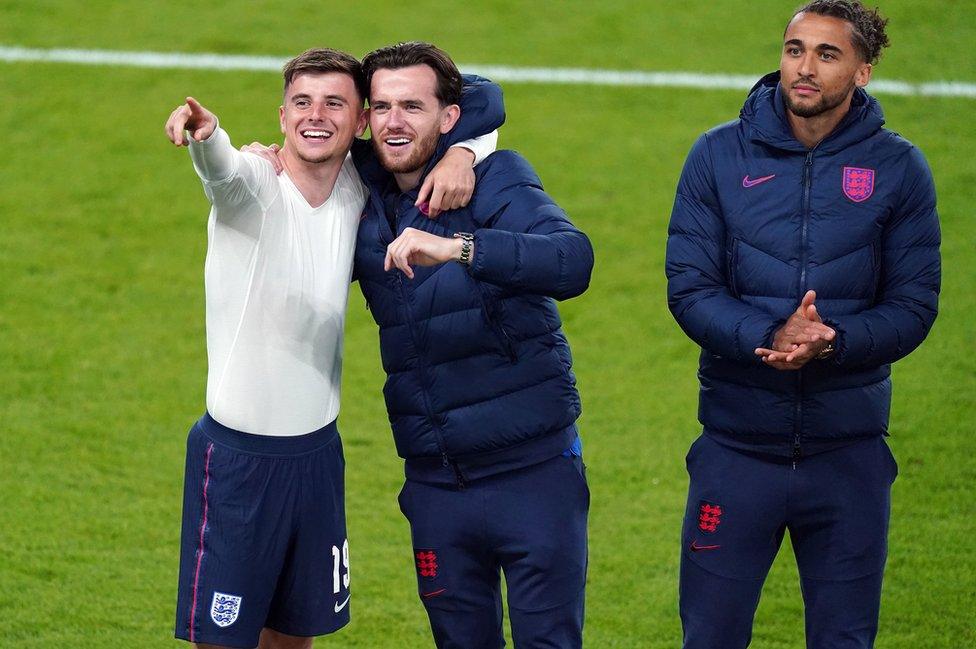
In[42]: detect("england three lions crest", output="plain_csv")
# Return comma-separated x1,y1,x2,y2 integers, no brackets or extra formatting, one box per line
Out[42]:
842,166,875,202
210,591,242,627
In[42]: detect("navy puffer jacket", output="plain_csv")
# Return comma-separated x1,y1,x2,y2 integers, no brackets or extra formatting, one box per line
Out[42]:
355,143,593,484
666,72,940,456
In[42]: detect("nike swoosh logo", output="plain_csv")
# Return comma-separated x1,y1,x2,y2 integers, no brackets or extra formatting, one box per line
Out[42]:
690,540,721,552
742,174,776,188
334,594,351,613
421,588,447,599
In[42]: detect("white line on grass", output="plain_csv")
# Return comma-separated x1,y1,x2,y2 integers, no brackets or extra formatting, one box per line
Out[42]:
2,45,975,99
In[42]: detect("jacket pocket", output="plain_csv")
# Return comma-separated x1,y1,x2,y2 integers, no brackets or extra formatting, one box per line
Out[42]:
870,239,882,302
727,238,741,298
477,286,518,363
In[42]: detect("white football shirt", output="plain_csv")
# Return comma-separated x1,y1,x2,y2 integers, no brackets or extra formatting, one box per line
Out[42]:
188,127,497,436
189,127,365,436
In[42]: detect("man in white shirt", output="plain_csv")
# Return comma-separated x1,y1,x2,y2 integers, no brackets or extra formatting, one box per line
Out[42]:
164,48,499,649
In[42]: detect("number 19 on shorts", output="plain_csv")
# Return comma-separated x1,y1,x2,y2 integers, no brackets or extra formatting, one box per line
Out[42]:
332,539,350,593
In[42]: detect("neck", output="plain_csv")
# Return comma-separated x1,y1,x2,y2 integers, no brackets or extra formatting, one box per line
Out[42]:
393,168,423,193
786,94,854,149
279,144,345,208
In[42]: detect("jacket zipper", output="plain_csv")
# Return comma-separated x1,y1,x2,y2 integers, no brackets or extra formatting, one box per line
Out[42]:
393,202,466,489
794,150,815,468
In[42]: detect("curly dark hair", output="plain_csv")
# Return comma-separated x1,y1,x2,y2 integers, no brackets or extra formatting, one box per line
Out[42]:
793,0,890,64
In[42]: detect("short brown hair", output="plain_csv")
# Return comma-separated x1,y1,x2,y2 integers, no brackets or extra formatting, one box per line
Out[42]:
792,0,890,64
360,41,462,106
282,48,366,101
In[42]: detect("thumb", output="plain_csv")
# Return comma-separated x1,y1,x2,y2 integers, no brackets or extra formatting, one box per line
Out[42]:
801,289,816,311
806,303,821,322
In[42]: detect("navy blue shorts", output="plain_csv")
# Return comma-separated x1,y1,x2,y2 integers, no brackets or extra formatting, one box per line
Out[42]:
175,414,350,648
398,453,589,649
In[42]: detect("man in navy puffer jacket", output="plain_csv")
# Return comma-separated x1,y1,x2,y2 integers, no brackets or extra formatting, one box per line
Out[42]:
666,2,939,648
355,42,593,648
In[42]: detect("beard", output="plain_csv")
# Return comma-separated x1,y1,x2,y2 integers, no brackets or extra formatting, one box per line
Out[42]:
372,127,440,175
782,76,856,118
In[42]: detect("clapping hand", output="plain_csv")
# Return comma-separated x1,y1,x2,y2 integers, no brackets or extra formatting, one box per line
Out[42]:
755,290,835,370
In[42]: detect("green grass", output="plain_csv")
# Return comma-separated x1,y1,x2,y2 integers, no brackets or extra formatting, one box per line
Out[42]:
1,1,974,647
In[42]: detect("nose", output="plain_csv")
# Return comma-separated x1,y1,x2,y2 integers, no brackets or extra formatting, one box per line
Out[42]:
386,106,405,129
797,51,817,78
310,102,326,122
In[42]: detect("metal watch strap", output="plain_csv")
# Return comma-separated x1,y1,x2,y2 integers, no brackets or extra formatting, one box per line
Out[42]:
816,342,836,360
453,232,474,266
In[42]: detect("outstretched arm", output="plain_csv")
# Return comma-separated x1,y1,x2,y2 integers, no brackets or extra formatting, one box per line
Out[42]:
165,96,276,209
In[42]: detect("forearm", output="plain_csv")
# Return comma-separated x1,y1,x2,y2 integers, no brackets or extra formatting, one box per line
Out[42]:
187,125,240,183
668,281,782,365
824,294,939,368
469,227,593,300
451,130,498,166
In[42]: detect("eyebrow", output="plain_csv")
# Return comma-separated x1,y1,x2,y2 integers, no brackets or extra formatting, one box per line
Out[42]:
289,93,349,103
785,38,845,55
371,97,427,107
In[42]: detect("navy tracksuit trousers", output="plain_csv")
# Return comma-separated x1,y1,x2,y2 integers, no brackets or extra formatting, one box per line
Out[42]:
398,453,590,648
680,434,898,649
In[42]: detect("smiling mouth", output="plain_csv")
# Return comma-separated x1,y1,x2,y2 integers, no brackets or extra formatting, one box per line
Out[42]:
301,129,333,141
384,136,412,148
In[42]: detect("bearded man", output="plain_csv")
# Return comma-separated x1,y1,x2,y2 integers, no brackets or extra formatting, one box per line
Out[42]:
665,2,940,647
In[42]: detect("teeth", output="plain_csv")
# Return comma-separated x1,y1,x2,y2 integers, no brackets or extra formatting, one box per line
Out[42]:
386,138,410,145
302,130,331,138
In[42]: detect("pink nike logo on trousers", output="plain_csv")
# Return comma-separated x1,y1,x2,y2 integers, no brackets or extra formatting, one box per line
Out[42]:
742,174,776,187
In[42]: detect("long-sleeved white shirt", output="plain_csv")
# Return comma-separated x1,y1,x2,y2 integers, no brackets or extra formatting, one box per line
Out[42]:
188,127,497,436
189,127,365,435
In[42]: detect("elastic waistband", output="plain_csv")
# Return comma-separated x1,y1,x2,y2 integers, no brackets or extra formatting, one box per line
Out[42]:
196,412,338,456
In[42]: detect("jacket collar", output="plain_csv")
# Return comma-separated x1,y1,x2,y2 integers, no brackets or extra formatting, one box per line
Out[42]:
740,71,885,153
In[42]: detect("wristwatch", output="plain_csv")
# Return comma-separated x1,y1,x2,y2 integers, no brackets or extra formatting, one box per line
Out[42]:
453,232,474,266
816,342,836,360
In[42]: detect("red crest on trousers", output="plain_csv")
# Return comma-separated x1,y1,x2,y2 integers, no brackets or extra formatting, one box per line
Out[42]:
698,501,723,534
842,167,876,202
414,549,439,579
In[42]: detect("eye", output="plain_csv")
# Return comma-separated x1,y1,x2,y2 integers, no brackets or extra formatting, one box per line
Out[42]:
296,99,310,108
786,46,801,56
820,52,835,61
327,100,343,108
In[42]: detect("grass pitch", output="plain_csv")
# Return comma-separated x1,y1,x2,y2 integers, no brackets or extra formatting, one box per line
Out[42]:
1,1,974,647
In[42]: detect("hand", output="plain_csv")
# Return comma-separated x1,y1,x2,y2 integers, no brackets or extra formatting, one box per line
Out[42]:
755,290,834,370
384,227,464,279
416,147,476,218
240,142,283,175
165,97,218,146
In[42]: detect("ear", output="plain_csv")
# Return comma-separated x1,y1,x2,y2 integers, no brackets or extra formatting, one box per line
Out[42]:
355,108,368,138
438,104,461,134
279,105,286,135
854,62,872,88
